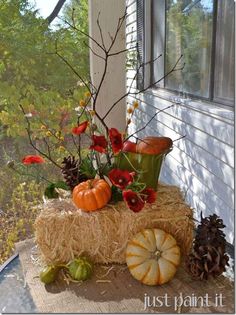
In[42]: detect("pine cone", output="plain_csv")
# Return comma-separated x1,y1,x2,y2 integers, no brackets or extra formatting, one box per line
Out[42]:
186,245,229,280
61,156,87,190
186,253,206,280
186,214,229,280
194,214,227,251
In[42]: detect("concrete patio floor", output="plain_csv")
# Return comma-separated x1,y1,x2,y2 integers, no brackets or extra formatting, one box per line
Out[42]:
15,238,234,314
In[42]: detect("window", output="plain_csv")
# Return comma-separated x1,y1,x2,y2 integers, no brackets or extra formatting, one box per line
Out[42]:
137,0,235,107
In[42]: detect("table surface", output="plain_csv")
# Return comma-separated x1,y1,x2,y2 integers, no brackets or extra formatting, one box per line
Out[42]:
14,239,234,314
0,256,37,313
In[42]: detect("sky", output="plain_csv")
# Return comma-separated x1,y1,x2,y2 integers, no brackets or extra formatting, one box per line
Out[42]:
29,0,61,18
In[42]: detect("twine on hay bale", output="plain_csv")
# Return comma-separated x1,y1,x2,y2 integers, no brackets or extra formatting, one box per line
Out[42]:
34,184,194,265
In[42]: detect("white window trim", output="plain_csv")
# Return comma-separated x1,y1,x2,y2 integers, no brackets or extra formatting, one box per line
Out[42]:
148,88,234,122
142,0,235,121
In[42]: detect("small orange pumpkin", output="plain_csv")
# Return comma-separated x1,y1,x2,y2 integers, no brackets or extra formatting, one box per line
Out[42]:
73,179,111,212
137,136,173,155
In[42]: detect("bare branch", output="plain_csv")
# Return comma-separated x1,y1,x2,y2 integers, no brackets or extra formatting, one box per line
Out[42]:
128,53,163,94
60,18,106,53
92,54,108,112
39,118,75,157
97,12,106,50
19,105,62,169
83,40,105,61
55,46,95,94
173,135,186,142
108,48,128,57
134,55,185,96
10,165,52,184
102,54,163,120
125,104,175,141
95,111,109,134
107,8,127,53
42,137,53,159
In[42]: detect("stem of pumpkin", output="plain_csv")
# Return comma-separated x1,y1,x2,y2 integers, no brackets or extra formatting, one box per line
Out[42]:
88,179,94,189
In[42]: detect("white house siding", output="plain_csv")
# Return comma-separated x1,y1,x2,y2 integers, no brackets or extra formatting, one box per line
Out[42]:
126,0,235,243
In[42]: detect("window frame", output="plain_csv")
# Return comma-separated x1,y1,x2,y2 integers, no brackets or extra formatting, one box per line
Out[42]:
141,0,235,109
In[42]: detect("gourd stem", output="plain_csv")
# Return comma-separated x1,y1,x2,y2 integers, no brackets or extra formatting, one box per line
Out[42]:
150,249,162,260
154,250,161,258
88,180,93,189
56,264,68,268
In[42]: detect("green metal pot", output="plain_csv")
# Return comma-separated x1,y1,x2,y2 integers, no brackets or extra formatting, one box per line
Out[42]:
115,151,168,190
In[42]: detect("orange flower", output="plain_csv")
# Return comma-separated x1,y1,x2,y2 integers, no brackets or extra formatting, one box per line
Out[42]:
127,108,133,114
79,100,86,107
90,135,108,153
22,155,45,165
133,101,139,108
85,91,91,98
72,121,88,135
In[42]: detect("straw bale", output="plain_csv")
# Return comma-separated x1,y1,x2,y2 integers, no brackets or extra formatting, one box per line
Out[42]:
34,184,194,264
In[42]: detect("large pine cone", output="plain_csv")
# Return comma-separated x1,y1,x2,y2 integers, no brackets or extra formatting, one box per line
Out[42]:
194,214,227,251
186,245,229,280
186,214,229,280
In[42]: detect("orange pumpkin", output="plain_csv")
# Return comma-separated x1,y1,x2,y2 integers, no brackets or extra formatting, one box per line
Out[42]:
73,179,111,212
137,136,173,155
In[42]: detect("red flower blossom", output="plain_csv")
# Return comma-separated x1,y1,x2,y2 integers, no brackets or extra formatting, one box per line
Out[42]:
108,168,134,190
72,121,88,135
141,188,157,203
22,155,45,165
123,190,145,212
109,128,123,154
90,135,108,153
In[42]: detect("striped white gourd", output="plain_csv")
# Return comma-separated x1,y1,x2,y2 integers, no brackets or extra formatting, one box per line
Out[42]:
126,228,181,285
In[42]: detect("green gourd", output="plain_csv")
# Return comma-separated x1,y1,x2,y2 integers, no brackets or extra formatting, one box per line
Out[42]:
40,265,60,284
68,257,93,281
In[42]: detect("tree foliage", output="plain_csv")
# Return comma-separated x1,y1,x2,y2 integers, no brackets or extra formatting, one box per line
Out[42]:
165,0,213,95
0,0,89,137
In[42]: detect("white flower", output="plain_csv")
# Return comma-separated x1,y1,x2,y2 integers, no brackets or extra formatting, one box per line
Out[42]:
24,113,33,118
74,106,81,112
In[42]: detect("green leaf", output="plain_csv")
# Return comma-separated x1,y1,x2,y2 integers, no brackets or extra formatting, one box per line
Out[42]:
44,181,70,199
110,186,123,203
126,181,146,193
44,183,58,199
54,181,70,191
99,163,113,177
80,156,96,179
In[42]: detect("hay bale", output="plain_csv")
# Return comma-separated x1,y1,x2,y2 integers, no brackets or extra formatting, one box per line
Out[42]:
34,184,194,264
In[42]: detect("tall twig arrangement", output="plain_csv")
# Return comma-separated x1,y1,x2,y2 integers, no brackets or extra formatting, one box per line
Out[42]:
15,8,185,211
